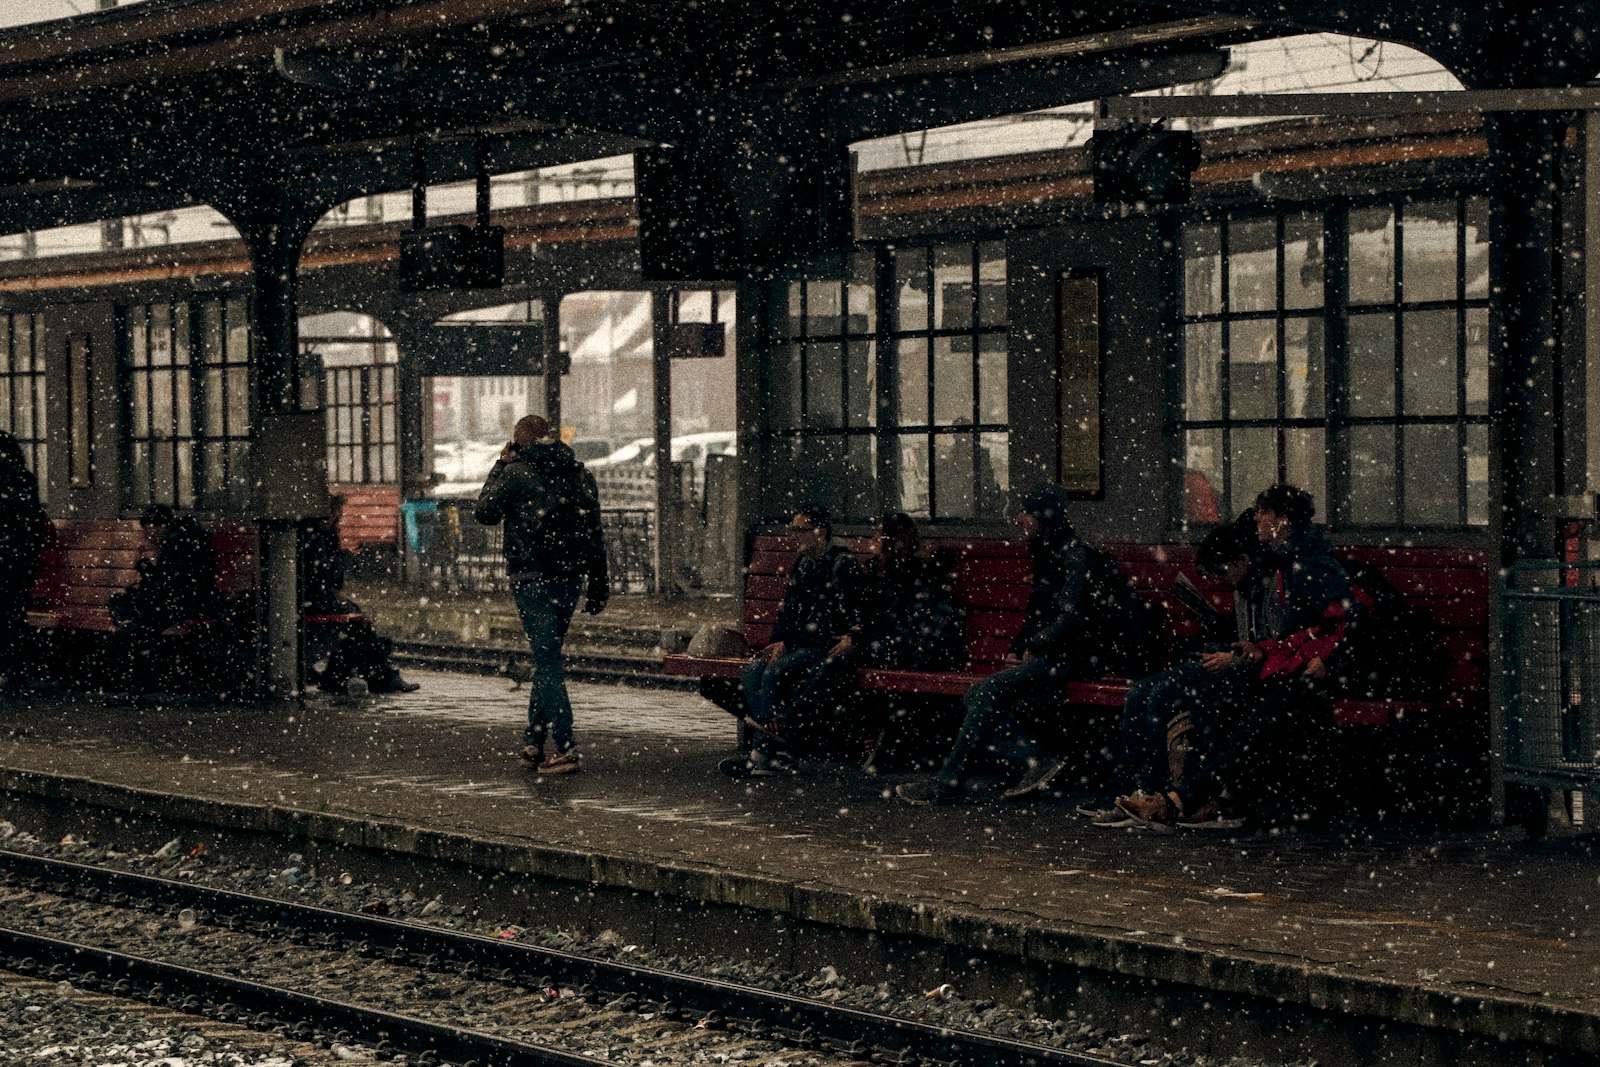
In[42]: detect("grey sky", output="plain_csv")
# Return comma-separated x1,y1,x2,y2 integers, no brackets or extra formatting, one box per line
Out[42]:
0,1,139,30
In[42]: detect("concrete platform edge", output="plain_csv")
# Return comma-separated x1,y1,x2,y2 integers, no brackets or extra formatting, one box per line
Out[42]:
1,765,1592,1056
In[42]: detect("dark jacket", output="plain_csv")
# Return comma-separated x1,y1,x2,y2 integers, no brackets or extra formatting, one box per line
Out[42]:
120,517,222,631
1013,526,1147,674
863,555,964,671
475,441,608,587
1253,527,1356,680
0,448,43,597
771,543,863,651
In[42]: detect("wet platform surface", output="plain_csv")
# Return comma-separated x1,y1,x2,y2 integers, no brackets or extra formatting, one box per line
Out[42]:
0,670,1596,1027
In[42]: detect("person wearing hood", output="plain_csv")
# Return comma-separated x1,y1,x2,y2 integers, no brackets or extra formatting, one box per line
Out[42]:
896,483,1147,804
476,414,609,776
0,431,42,687
1114,483,1358,827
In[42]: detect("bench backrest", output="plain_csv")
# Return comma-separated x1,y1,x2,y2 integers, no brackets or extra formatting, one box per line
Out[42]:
29,518,258,628
741,535,1489,701
331,484,401,552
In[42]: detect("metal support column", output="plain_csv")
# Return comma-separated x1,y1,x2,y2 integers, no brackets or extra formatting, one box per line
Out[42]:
652,289,674,599
1486,111,1567,819
541,293,562,430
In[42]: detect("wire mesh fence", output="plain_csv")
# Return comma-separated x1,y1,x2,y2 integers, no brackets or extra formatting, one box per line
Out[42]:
1502,561,1600,790
400,499,656,595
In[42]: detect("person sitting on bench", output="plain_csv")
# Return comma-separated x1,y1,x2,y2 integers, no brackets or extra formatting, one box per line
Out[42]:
1083,514,1273,826
1114,484,1358,827
895,484,1148,804
720,505,864,779
108,505,222,690
302,505,418,696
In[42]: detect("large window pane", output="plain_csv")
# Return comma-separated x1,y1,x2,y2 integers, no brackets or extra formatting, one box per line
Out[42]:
1465,308,1488,415
1283,317,1324,418
1348,425,1397,524
1283,211,1325,310
1228,318,1277,419
1184,428,1224,524
1182,222,1221,317
1466,424,1489,526
1347,312,1396,417
1402,201,1458,304
932,432,978,519
893,433,929,518
892,247,929,332
977,241,1006,327
805,342,844,429
933,244,973,330
896,337,929,426
1349,206,1396,305
932,335,974,426
1283,427,1326,520
977,334,1007,425
1184,321,1222,421
806,279,843,336
1464,198,1490,300
1402,309,1457,415
847,253,877,335
1403,424,1459,525
847,341,876,427
1228,218,1277,313
1228,427,1278,515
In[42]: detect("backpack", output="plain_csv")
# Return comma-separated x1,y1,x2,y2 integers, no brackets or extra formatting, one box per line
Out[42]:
1337,559,1447,700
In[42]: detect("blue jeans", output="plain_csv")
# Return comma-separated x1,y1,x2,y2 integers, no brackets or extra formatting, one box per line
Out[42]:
512,577,584,752
1119,658,1251,806
936,657,1067,789
740,647,826,755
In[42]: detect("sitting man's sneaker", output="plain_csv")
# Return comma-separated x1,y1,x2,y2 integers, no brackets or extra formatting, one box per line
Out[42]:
517,745,544,767
1002,758,1069,801
1074,800,1117,819
1089,806,1141,828
894,777,959,805
1114,790,1180,827
537,749,582,775
719,750,796,779
1175,799,1247,831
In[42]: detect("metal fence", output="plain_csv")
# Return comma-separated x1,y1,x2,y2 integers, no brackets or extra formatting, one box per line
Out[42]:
1502,561,1600,791
401,499,656,595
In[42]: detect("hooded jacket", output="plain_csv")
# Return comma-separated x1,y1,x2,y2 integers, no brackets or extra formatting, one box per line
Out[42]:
474,440,608,586
1011,485,1148,673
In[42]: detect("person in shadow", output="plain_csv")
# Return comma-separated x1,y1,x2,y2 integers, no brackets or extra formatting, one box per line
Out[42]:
109,505,222,691
301,500,418,696
0,432,44,689
895,484,1148,804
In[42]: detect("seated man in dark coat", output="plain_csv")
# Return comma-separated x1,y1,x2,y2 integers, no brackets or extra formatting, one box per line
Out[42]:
301,507,417,696
111,505,221,635
721,505,864,778
108,505,222,691
896,484,1148,804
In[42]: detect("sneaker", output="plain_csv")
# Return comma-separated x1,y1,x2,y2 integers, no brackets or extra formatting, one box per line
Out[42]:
537,750,581,775
1175,800,1247,831
895,778,959,805
1115,791,1179,827
1002,758,1068,801
1075,801,1117,819
517,745,544,767
1089,806,1141,828
719,750,795,780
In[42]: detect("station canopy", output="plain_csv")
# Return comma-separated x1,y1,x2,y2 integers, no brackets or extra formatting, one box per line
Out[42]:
0,1,1589,246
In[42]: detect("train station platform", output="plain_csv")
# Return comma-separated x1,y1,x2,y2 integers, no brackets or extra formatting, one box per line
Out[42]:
0,671,1594,1063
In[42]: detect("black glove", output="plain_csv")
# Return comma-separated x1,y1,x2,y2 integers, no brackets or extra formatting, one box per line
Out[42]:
583,577,610,615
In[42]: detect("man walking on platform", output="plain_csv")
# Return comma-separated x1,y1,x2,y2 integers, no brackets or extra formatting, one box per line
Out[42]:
476,414,609,775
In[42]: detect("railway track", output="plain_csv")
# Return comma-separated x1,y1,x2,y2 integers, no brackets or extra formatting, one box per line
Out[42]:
392,640,693,690
0,848,1117,1067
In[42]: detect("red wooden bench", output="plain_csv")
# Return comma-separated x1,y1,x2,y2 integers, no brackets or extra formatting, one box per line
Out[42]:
27,518,258,635
663,535,1489,730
